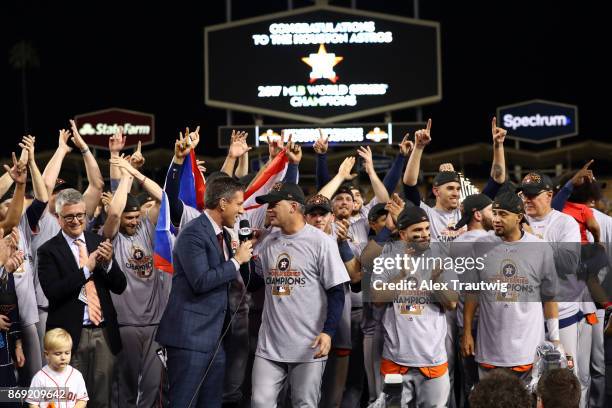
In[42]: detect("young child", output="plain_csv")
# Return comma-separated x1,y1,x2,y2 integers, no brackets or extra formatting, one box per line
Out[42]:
27,328,88,408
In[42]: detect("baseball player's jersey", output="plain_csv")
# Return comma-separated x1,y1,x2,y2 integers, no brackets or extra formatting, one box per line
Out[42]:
376,241,448,367
13,213,39,326
420,202,464,243
450,229,491,329
110,216,168,326
472,232,557,366
526,209,581,319
30,210,61,308
27,365,88,407
254,224,349,362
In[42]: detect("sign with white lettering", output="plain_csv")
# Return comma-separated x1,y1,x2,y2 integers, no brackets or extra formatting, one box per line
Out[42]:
496,100,578,143
74,108,155,150
205,5,441,123
218,122,426,147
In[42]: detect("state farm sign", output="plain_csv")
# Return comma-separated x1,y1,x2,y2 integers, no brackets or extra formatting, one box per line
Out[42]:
74,108,155,149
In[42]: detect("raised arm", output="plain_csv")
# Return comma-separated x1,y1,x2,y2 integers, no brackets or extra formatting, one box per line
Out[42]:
19,135,48,203
108,127,126,192
402,119,431,186
490,117,507,184
234,131,250,178
357,146,389,204
314,128,331,189
103,168,133,240
382,135,412,194
221,130,251,176
42,129,72,195
70,120,104,218
318,157,357,200
110,154,162,224
283,137,302,184
0,154,27,232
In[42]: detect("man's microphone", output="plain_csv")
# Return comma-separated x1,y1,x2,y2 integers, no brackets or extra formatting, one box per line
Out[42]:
239,219,253,242
238,220,254,285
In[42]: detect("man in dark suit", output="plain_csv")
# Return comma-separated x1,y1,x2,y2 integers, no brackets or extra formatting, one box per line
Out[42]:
37,188,127,408
157,176,253,408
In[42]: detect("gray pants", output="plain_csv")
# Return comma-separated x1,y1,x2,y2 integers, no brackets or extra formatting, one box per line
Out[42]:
35,308,48,361
72,326,116,408
320,352,349,408
590,309,606,408
251,356,326,408
17,323,42,386
113,325,163,408
445,311,457,408
577,319,592,408
363,330,384,404
399,370,450,408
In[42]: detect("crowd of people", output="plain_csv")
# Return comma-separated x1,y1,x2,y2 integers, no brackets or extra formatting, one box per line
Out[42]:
0,116,608,408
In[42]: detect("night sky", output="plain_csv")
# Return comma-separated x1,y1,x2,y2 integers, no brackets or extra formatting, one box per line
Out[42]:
3,0,609,159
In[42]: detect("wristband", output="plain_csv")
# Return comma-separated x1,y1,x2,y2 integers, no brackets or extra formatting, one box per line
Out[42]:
546,318,560,342
80,147,90,154
338,240,354,263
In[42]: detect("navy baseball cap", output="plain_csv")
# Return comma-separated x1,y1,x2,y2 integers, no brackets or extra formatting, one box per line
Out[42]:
256,182,305,205
516,172,553,196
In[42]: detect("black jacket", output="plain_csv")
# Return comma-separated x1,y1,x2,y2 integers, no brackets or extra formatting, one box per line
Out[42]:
37,231,127,354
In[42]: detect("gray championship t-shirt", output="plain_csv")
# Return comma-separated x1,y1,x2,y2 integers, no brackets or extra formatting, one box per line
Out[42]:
472,232,557,367
13,214,39,326
376,241,448,367
526,209,581,320
420,202,464,243
254,224,350,362
110,216,169,326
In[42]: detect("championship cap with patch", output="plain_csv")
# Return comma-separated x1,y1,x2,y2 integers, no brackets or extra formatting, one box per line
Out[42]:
305,194,332,214
255,182,305,205
433,171,461,187
516,172,553,196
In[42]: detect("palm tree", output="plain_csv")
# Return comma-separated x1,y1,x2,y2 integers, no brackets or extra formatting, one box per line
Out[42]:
9,40,40,133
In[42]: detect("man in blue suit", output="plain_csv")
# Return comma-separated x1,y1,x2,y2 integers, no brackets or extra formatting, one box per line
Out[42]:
156,176,254,407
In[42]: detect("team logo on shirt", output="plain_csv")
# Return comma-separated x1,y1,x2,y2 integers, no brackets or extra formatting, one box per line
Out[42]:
437,218,465,242
266,252,306,296
501,260,517,278
492,259,533,302
126,244,153,279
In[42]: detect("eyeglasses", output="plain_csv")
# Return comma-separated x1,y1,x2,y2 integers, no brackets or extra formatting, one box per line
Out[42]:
60,212,86,222
517,191,545,201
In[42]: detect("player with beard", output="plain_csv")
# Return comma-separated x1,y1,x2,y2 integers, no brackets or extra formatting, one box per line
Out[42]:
104,154,166,408
461,192,560,385
450,193,494,405
371,206,456,407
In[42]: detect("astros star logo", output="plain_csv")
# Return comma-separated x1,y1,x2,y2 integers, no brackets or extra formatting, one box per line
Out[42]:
301,44,343,84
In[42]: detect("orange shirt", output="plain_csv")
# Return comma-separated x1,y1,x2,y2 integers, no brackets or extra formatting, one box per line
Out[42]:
563,202,593,243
